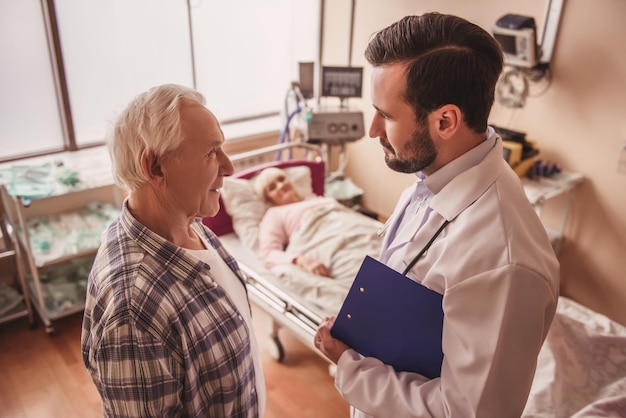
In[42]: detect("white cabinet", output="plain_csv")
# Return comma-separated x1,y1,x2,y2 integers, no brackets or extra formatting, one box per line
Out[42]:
0,147,121,334
522,171,584,254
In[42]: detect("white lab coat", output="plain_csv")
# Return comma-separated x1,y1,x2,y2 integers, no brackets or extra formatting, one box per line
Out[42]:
334,134,559,418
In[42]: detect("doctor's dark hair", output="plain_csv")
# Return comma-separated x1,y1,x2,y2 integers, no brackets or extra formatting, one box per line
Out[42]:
364,13,503,132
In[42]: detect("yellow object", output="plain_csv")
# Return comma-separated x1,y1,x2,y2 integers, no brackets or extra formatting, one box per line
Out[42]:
513,156,539,177
502,140,523,167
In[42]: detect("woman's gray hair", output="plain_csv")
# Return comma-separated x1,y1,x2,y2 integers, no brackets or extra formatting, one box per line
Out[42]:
107,84,205,192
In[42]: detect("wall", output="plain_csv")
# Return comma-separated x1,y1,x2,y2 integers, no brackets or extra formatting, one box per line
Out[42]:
322,0,626,324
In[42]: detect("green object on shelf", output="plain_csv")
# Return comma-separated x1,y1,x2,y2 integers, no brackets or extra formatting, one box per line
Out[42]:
56,167,82,187
0,163,54,200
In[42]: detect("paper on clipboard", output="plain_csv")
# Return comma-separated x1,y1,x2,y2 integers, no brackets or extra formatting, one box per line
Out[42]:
330,255,444,379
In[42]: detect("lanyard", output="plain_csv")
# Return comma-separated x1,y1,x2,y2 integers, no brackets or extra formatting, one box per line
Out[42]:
402,220,450,276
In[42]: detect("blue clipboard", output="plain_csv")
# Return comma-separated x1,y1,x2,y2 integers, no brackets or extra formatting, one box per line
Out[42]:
330,255,444,379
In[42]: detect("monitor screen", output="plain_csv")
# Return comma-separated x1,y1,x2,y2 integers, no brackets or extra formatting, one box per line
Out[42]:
321,66,363,99
494,33,517,55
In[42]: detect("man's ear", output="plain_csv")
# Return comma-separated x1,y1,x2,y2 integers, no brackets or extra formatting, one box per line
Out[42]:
140,150,164,183
433,104,462,139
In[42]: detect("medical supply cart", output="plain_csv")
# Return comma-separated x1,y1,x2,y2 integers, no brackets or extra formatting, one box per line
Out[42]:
0,147,122,334
0,203,34,328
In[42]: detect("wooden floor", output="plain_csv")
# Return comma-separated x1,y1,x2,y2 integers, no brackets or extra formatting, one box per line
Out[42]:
0,304,350,418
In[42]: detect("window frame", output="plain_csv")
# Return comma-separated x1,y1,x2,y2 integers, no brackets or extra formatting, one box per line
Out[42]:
0,0,322,163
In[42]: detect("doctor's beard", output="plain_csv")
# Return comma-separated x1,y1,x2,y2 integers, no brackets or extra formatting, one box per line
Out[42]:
382,124,437,174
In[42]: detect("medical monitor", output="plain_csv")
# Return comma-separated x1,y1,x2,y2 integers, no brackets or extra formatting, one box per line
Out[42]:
492,14,538,68
321,66,363,99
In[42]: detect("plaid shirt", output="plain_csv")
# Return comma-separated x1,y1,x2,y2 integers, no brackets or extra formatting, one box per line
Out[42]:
81,203,260,417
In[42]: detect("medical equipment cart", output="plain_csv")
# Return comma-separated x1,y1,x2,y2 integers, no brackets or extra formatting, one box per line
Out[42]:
0,147,121,334
0,204,34,328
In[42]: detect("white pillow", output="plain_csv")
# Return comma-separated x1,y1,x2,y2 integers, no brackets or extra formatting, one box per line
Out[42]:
221,166,314,249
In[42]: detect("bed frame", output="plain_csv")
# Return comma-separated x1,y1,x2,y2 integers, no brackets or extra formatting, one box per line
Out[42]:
203,142,329,362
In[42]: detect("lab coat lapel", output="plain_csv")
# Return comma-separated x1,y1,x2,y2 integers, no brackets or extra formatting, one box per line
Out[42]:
382,135,507,274
389,212,422,248
430,138,506,221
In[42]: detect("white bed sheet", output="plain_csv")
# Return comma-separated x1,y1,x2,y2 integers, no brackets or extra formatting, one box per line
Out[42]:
221,200,383,317
218,231,336,320
523,296,626,417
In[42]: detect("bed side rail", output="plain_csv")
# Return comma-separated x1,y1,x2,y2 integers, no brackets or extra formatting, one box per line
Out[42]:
239,263,323,339
229,142,324,170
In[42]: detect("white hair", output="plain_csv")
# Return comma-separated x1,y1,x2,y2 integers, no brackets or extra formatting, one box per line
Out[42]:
107,84,205,192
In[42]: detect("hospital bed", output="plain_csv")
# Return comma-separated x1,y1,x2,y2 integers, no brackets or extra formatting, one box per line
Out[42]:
204,143,626,416
203,142,383,361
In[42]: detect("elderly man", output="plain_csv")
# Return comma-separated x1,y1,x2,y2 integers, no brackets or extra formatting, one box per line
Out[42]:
81,84,265,417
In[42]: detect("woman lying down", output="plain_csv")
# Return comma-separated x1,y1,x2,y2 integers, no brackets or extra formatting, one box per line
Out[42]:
253,167,383,315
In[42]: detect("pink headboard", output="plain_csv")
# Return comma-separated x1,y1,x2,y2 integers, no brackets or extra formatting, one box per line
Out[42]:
202,159,326,236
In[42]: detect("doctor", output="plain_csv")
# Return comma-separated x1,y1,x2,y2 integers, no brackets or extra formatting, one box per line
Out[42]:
314,13,559,417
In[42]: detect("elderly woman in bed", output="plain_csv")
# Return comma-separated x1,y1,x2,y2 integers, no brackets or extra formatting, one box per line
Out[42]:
254,167,335,277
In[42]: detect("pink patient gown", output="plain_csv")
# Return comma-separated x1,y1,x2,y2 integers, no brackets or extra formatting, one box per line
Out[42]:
257,196,335,267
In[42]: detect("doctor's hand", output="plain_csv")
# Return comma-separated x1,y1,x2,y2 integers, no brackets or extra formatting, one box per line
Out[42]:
293,255,331,277
314,316,350,364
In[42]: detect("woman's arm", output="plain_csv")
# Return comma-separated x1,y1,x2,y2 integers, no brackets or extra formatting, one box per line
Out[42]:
257,202,330,276
257,205,297,267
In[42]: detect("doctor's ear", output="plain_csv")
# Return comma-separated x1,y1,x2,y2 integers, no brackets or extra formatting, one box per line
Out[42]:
433,104,461,139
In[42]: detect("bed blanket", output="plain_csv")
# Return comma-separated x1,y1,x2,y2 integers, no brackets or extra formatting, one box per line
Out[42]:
271,201,383,317
523,296,626,417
